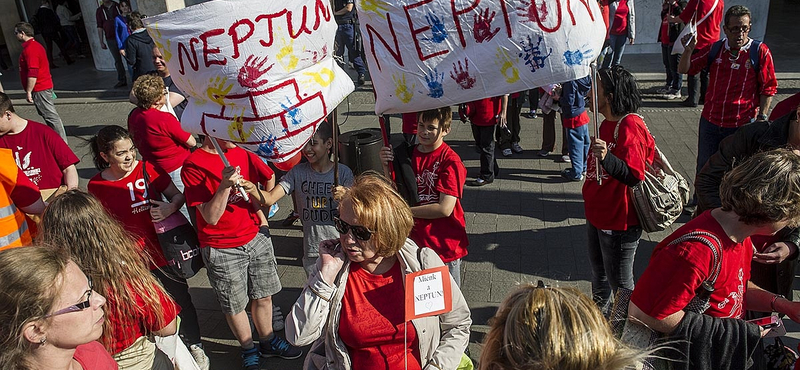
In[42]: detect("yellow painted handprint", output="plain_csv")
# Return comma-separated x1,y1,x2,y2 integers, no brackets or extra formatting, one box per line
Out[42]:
206,77,233,106
303,68,336,87
392,73,414,104
228,108,254,142
360,0,390,15
151,23,173,62
495,47,520,84
276,38,299,71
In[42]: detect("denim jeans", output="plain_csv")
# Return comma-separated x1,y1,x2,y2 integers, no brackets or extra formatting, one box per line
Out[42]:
695,117,740,177
587,222,642,312
334,24,367,75
496,96,521,149
602,33,627,68
661,44,683,91
446,258,462,288
566,124,590,177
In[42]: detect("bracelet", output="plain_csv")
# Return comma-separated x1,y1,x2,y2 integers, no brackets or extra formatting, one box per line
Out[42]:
757,114,768,121
771,294,786,312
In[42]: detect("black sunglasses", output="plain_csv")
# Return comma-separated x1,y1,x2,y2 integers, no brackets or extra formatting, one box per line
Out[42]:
333,216,373,241
44,276,93,318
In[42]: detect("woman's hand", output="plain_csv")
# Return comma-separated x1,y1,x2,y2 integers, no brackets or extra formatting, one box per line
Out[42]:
318,239,346,285
590,137,608,161
753,242,797,264
379,146,394,165
150,199,177,222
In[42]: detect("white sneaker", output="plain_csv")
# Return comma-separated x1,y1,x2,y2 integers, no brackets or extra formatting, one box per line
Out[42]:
558,155,571,163
664,89,682,100
502,148,512,157
189,344,210,370
511,142,523,153
273,304,285,331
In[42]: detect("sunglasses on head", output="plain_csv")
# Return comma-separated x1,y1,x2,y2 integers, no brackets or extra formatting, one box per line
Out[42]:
43,276,93,318
333,216,373,241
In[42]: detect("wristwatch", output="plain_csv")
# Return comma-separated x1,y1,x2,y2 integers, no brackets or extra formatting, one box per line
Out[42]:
771,294,786,312
757,113,768,121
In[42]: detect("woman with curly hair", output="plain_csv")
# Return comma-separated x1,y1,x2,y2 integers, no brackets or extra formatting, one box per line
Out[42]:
479,283,646,370
40,190,178,370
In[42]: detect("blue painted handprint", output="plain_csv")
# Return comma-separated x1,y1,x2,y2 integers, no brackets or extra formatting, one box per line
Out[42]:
256,134,279,157
519,34,552,73
280,97,302,126
563,47,594,66
425,68,445,98
423,12,448,43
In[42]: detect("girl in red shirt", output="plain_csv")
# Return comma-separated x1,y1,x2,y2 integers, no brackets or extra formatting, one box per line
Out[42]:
601,0,636,68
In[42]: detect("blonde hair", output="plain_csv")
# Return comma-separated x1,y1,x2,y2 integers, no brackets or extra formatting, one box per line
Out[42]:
132,74,165,109
479,284,646,370
720,148,800,227
335,172,414,256
39,190,169,352
0,246,70,370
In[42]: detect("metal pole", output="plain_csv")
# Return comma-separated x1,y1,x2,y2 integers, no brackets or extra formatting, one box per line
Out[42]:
332,109,339,187
209,137,250,202
590,62,602,185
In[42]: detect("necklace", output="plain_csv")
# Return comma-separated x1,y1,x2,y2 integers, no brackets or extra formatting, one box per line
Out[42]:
728,49,740,69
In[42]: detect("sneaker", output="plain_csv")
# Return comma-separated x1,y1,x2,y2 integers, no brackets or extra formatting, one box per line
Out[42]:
189,344,210,370
538,150,550,157
557,155,571,163
357,74,366,86
561,168,584,182
260,335,303,359
242,347,260,370
281,210,299,226
663,89,682,100
656,84,671,94
502,148,512,157
272,304,285,331
681,99,698,108
468,177,493,187
511,142,523,153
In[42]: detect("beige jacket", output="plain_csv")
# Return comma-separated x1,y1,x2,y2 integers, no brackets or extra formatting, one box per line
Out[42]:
286,239,472,370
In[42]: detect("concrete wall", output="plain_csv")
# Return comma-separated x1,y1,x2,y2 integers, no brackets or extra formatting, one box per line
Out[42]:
624,0,770,54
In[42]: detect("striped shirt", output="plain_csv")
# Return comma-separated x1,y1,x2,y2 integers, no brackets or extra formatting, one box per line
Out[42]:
687,39,777,128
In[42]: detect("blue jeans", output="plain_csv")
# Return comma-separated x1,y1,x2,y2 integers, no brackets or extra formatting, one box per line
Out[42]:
587,222,642,312
661,44,683,90
334,23,366,75
566,124,590,178
602,33,627,68
695,117,740,178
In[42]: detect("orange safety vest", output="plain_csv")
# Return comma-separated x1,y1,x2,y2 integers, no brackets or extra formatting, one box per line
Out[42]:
0,148,32,251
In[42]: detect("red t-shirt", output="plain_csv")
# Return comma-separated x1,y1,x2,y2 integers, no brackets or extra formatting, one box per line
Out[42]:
339,261,422,370
466,97,502,126
0,121,79,190
73,341,118,370
660,17,671,45
631,211,752,320
10,166,41,209
402,112,418,135
679,0,724,51
19,39,53,92
610,0,629,36
106,283,179,355
128,108,192,173
769,92,800,121
561,111,590,129
687,40,778,128
583,114,655,230
88,161,171,269
409,143,468,263
181,147,274,248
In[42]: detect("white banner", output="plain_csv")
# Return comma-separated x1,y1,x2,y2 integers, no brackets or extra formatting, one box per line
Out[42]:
356,0,606,114
144,0,354,164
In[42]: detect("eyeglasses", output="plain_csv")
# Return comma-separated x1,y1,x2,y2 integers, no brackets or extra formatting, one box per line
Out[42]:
726,25,750,33
333,216,373,241
43,276,93,318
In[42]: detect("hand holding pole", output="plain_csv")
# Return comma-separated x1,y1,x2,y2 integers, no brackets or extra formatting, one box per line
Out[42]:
210,137,250,202
590,62,602,185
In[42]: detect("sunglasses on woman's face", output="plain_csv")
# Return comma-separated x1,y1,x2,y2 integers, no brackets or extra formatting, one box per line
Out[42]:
333,216,373,241
44,276,93,318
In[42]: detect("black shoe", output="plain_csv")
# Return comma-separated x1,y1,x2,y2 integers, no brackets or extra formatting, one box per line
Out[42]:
114,81,127,88
681,99,698,108
357,74,366,86
468,177,493,187
259,335,302,359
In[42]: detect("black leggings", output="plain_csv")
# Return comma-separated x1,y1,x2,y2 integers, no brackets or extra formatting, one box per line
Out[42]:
152,268,202,345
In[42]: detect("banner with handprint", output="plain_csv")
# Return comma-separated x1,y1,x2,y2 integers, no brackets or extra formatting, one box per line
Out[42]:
143,0,353,164
357,0,605,114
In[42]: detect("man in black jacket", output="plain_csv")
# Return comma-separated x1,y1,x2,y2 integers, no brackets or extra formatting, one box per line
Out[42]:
34,0,73,67
124,13,154,83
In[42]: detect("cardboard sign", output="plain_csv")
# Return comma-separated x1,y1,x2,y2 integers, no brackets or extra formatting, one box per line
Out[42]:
356,0,606,114
405,266,453,321
144,0,354,164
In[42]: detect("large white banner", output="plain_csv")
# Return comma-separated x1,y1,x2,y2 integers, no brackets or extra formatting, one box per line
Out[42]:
144,0,354,164
356,0,606,114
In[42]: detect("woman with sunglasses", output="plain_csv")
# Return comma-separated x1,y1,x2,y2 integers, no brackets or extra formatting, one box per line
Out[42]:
40,190,179,370
286,173,472,370
0,246,116,370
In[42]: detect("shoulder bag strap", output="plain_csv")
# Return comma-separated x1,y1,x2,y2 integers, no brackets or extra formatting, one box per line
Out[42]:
667,230,723,286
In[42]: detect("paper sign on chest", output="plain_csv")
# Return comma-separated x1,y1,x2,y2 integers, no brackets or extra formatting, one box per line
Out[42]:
357,0,606,114
144,0,354,165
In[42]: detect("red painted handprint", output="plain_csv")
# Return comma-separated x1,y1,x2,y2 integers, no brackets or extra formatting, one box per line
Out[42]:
517,0,548,23
302,45,329,64
238,55,274,89
473,8,500,43
449,59,476,90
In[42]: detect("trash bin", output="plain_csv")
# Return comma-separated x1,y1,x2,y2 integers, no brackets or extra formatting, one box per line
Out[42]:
338,128,384,175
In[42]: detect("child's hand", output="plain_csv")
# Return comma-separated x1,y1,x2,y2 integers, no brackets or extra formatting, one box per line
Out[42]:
379,145,394,165
332,185,347,200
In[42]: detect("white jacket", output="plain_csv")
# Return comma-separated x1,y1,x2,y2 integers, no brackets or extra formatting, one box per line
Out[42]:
286,239,472,370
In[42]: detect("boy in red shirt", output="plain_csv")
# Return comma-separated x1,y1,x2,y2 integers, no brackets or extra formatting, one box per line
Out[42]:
181,137,301,370
380,108,469,286
463,95,507,186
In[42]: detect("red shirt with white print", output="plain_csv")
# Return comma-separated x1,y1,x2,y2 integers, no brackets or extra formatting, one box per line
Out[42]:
0,120,79,190
583,114,655,230
679,0,724,51
409,143,468,263
687,39,777,128
88,161,171,269
181,146,273,248
631,210,752,320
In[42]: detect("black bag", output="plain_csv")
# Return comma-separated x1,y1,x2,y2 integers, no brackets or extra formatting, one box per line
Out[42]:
142,162,203,279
